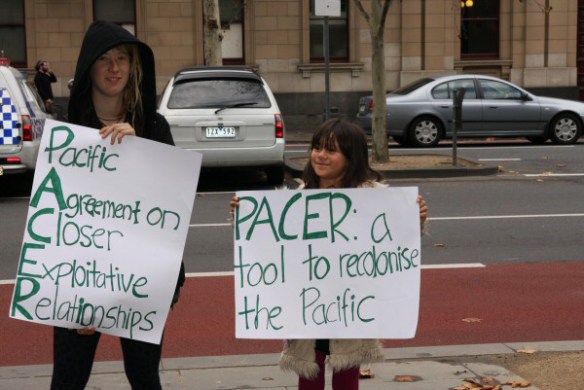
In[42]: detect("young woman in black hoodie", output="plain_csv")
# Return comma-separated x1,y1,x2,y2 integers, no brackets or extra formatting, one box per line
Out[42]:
50,21,185,390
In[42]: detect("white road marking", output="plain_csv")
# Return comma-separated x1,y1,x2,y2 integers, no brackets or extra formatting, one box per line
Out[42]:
479,158,521,162
397,145,576,152
186,271,235,278
192,213,584,227
190,223,231,227
429,213,584,221
523,173,584,177
422,263,485,269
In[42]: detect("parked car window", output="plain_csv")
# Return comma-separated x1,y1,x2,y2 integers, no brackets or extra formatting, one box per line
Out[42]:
432,79,477,100
392,78,434,95
167,79,272,109
19,78,47,112
479,79,523,100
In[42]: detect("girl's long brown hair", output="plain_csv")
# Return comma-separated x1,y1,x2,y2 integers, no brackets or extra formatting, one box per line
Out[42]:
302,118,382,189
121,44,143,131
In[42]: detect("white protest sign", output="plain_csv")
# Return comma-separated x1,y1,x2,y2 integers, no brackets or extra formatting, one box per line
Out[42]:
9,119,202,344
234,187,421,339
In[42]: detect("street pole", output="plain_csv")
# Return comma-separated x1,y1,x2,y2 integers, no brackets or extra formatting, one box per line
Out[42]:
324,16,330,121
452,88,466,167
315,0,339,122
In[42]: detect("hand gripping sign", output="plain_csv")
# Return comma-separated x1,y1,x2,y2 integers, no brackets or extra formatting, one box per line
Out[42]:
233,187,421,339
9,119,202,344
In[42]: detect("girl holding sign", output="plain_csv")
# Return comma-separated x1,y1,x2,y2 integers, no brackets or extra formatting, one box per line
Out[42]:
231,118,428,390
50,21,185,390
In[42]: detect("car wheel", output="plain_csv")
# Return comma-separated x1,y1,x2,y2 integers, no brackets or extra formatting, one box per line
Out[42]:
408,116,442,147
266,165,284,186
526,136,548,144
549,114,581,145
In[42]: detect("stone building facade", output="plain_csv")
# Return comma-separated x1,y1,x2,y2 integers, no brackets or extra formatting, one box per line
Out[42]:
3,0,581,130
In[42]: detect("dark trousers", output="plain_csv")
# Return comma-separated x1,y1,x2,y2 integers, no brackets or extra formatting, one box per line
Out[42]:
50,327,163,390
298,349,360,390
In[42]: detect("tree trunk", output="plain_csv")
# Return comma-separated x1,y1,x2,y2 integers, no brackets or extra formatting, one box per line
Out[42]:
353,0,391,163
203,0,223,66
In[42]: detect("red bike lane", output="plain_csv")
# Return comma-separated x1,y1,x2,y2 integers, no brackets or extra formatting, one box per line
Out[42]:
2,261,583,366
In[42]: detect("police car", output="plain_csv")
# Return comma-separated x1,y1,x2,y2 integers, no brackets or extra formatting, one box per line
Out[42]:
0,57,51,176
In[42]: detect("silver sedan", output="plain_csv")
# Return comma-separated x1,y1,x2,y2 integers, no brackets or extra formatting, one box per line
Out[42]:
356,74,584,147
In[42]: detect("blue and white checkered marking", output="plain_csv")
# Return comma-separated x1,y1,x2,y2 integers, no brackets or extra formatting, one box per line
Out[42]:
0,88,20,145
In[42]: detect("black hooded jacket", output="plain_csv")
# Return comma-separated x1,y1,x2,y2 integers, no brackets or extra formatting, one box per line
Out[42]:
69,21,185,302
69,21,172,143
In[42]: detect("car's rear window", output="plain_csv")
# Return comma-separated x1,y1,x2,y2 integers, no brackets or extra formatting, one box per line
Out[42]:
391,78,434,95
167,79,272,109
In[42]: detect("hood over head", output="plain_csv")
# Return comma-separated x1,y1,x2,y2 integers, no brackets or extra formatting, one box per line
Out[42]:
69,21,158,137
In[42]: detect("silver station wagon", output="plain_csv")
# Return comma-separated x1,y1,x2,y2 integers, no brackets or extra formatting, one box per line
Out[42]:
157,67,286,185
356,74,584,147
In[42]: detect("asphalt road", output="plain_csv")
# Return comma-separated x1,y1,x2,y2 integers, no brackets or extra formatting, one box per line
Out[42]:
1,140,584,367
2,141,584,278
2,261,583,366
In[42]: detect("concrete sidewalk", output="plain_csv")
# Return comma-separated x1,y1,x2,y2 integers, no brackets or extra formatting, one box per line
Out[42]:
2,340,583,389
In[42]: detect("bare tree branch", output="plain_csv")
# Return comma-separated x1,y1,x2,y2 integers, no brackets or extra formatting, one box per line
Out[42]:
353,0,371,24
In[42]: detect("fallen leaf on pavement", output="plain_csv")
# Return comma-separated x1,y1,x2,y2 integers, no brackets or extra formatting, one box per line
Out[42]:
516,348,537,354
453,377,507,390
394,375,419,382
434,243,446,248
536,178,544,182
453,379,482,389
482,376,496,385
464,378,483,386
557,163,567,168
462,317,483,323
505,380,531,388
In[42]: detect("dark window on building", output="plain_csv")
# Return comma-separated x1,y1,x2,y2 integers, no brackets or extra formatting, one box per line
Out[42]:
94,0,136,34
460,0,500,59
220,0,244,65
0,0,26,67
310,0,348,62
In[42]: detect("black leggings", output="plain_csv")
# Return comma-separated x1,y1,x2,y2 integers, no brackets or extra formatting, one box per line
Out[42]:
50,327,163,390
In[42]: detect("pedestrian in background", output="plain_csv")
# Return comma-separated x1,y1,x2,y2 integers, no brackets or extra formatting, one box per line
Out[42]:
50,21,185,390
231,117,428,390
33,59,57,112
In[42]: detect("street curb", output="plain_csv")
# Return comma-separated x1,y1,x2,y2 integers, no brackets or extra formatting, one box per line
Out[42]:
285,156,499,179
1,340,581,379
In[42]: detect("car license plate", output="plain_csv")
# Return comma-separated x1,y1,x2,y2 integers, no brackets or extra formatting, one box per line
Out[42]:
205,126,236,138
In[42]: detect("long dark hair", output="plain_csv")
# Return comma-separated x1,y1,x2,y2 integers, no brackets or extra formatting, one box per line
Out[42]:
302,118,382,189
